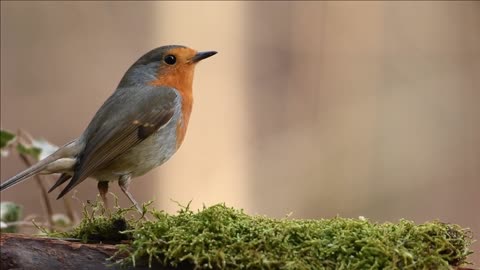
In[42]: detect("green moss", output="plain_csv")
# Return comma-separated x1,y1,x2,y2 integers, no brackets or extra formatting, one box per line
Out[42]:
60,201,474,269
58,198,137,243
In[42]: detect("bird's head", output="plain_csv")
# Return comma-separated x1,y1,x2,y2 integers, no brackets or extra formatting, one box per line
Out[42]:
119,45,217,90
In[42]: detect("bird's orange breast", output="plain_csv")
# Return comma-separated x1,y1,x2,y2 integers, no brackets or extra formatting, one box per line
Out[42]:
174,91,192,148
149,66,194,149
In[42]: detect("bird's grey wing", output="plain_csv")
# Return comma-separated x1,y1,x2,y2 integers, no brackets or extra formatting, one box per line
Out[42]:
56,85,180,199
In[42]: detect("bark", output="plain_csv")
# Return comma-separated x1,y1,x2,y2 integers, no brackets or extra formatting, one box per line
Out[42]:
0,233,173,270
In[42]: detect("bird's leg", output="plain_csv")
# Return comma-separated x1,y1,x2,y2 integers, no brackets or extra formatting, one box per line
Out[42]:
118,175,142,213
97,181,109,209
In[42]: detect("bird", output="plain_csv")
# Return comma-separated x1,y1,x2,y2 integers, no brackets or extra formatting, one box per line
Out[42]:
0,45,217,212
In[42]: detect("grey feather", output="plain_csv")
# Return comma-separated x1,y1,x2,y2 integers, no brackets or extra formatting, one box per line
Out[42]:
57,85,180,199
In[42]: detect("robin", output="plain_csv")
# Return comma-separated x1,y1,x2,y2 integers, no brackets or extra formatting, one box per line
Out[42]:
0,45,217,211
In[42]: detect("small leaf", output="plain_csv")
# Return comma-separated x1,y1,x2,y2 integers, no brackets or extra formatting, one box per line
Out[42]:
0,201,22,222
1,149,10,157
0,129,16,149
16,143,42,160
32,139,59,160
52,213,72,227
0,201,22,233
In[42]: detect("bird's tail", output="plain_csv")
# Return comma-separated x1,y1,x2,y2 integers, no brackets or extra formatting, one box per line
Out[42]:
0,140,80,192
0,155,59,191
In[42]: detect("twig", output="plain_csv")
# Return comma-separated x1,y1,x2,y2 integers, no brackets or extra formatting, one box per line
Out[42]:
62,196,78,224
16,129,54,230
4,220,50,228
18,154,54,229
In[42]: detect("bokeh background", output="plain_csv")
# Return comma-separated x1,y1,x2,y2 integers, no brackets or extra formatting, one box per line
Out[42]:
1,1,479,264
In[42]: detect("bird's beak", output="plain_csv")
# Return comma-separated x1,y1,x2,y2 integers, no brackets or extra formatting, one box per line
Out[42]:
191,51,217,63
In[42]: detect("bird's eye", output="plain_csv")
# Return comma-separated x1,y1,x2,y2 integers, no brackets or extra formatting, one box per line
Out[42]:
164,55,176,65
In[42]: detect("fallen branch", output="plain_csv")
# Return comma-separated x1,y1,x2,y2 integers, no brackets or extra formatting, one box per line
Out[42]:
0,234,170,270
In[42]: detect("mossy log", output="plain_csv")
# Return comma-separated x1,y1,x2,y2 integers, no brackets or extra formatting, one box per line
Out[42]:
0,234,475,270
2,203,474,269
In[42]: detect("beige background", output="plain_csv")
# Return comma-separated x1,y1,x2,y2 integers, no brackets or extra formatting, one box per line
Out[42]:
1,1,479,265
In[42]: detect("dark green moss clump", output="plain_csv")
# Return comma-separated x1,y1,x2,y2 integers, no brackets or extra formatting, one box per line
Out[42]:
60,200,133,243
62,202,474,269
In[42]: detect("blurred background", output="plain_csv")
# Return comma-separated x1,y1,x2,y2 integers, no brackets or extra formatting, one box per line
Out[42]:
1,1,479,264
